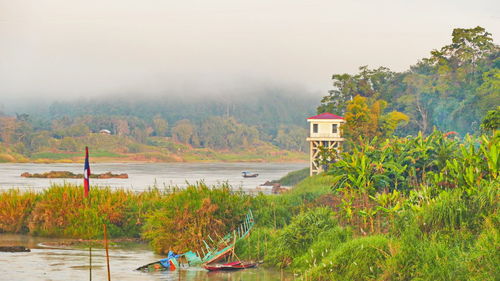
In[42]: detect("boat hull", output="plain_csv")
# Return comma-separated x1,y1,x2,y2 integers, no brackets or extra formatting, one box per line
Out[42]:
204,262,257,271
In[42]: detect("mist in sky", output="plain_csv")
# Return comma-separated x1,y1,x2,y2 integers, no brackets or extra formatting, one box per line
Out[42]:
0,0,499,102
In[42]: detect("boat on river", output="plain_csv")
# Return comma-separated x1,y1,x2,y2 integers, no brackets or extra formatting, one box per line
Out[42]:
242,171,259,178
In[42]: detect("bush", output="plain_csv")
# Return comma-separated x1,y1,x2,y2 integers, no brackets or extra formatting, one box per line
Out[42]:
265,207,336,268
0,189,37,233
467,214,500,281
418,189,469,233
26,184,152,238
309,235,390,281
235,227,276,261
142,183,252,254
277,167,310,186
291,226,352,272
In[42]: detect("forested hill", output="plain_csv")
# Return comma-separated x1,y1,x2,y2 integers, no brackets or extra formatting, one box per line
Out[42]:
318,26,499,137
46,90,318,138
0,90,318,162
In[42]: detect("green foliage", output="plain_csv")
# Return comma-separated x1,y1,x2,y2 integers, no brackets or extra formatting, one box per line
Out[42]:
199,116,259,149
0,189,37,233
418,189,470,233
317,66,397,115
273,125,308,152
481,106,500,133
329,130,498,194
234,226,275,261
386,234,469,281
142,183,252,254
276,167,309,186
309,235,390,281
467,215,500,281
171,119,197,145
342,95,408,143
319,26,499,136
265,207,337,268
27,184,152,238
291,226,352,272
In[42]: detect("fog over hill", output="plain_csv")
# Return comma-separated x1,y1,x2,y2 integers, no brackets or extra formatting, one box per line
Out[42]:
1,0,498,104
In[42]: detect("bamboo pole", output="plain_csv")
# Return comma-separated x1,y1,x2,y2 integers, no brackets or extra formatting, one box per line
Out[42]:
89,245,92,281
103,224,111,281
257,229,260,261
88,196,92,281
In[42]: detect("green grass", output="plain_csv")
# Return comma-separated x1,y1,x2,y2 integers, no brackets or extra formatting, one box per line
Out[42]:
90,150,126,158
31,152,80,160
277,167,310,186
288,174,336,197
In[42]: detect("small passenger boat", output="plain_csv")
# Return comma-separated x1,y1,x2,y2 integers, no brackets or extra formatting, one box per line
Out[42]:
204,261,257,271
242,171,259,178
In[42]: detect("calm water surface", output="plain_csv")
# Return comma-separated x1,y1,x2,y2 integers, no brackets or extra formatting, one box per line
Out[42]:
0,162,307,192
0,234,294,281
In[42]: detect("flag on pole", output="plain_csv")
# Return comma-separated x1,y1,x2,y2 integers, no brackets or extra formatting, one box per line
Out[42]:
84,146,90,198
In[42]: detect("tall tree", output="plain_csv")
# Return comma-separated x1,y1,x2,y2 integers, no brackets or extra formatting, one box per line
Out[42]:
172,119,197,145
152,115,168,137
344,95,408,142
317,66,396,115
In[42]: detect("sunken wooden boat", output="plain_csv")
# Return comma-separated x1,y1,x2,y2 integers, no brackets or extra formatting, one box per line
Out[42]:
137,210,255,272
136,251,179,272
204,261,257,271
195,209,254,265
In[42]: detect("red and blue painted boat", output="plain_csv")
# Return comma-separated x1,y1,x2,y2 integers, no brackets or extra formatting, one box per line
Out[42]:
204,261,257,271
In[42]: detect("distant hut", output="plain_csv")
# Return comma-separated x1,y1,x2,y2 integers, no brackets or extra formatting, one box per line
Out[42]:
99,129,111,135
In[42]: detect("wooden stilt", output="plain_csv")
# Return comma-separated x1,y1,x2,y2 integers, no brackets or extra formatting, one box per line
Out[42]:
89,246,92,281
103,224,111,281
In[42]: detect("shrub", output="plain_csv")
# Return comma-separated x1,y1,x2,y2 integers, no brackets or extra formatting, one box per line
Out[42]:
0,189,38,233
291,226,352,272
418,190,469,233
235,227,276,261
142,183,252,254
265,207,336,268
467,214,500,281
277,167,310,186
27,184,147,238
309,235,390,281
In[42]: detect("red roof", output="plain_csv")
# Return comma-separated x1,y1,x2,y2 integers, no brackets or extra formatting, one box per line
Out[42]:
307,113,344,120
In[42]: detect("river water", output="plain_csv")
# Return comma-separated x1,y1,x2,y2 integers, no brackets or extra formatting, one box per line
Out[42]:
0,162,307,192
0,234,293,281
0,162,305,280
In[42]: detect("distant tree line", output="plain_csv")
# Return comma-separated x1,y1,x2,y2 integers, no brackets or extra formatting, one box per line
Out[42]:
0,91,313,155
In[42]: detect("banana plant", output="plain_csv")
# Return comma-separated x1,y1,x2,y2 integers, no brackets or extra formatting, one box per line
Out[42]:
480,135,498,180
358,208,378,233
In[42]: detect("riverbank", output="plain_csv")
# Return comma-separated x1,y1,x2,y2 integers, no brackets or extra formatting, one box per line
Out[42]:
0,138,308,164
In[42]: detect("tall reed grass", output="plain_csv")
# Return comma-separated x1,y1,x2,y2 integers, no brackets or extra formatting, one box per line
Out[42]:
0,189,37,233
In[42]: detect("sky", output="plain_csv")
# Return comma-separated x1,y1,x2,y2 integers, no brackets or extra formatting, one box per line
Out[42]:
0,0,499,103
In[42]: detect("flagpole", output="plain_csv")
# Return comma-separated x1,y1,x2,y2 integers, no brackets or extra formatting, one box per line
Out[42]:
84,146,92,281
